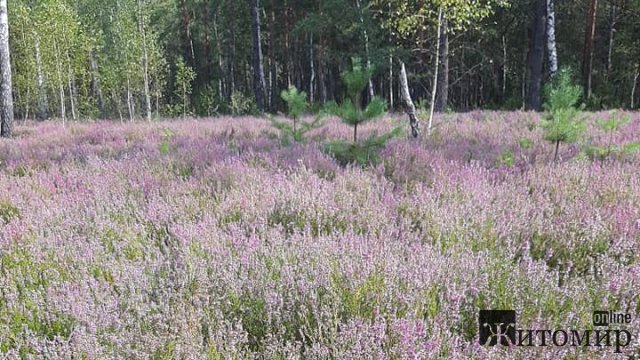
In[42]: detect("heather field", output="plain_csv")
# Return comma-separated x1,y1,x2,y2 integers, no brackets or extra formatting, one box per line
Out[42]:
1,111,640,359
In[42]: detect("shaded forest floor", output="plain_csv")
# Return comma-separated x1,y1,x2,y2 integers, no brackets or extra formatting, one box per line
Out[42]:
0,112,639,358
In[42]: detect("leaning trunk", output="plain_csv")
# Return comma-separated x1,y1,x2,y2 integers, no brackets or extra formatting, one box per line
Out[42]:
398,61,419,138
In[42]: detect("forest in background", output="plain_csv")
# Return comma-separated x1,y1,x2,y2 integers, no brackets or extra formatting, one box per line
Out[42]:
5,0,640,123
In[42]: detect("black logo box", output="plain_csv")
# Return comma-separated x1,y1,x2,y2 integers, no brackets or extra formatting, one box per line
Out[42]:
479,310,516,346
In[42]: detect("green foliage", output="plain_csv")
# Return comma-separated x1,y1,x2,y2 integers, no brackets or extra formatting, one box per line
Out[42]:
597,111,630,133
341,57,372,103
324,127,402,167
518,138,533,150
194,84,221,117
159,127,174,155
496,150,514,167
322,58,394,167
270,114,323,145
0,200,20,224
541,68,585,161
272,85,321,144
326,59,386,143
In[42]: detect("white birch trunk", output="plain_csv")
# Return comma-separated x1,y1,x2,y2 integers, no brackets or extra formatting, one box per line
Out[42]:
546,0,559,78
0,0,13,136
428,8,443,136
399,61,419,138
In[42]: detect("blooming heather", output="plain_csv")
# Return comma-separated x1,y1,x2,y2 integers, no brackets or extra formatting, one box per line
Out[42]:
0,112,638,359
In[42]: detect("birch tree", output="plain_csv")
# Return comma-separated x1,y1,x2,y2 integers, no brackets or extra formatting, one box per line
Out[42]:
0,0,13,137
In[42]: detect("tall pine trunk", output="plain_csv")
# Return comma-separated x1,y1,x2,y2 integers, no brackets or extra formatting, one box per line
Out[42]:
309,34,315,104
0,0,13,137
527,0,546,111
605,1,618,79
250,0,266,111
582,0,598,99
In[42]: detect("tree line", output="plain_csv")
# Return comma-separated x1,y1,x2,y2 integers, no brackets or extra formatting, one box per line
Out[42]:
0,0,638,137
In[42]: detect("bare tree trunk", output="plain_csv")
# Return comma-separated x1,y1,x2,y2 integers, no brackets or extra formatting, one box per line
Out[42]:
90,49,105,118
126,76,134,122
632,64,639,109
399,61,419,138
546,0,558,78
355,0,374,100
309,34,315,104
138,0,152,121
112,88,123,123
428,8,443,135
435,16,449,112
34,33,49,120
213,13,225,100
53,38,66,125
250,0,266,111
67,58,77,121
527,0,545,111
318,43,327,103
269,2,278,110
0,0,13,137
389,54,394,110
605,0,618,79
582,0,598,99
521,18,527,110
502,35,507,97
62,32,77,121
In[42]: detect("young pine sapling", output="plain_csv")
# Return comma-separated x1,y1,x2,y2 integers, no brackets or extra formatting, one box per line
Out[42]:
540,68,585,161
331,58,386,143
272,85,323,144
323,58,400,167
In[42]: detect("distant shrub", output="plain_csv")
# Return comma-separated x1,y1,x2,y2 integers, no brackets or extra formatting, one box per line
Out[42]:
229,91,257,116
581,112,640,162
541,68,585,161
174,57,197,118
159,127,175,155
194,84,221,117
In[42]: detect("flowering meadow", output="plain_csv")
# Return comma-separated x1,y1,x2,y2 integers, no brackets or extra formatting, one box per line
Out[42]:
0,112,639,359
